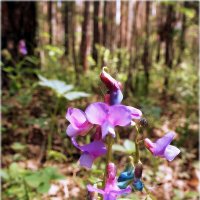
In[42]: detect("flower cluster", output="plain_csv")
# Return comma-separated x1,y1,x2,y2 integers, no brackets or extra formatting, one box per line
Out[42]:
65,68,180,199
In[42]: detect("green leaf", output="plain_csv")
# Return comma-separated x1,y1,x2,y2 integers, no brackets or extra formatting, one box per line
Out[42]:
124,140,135,153
64,91,90,100
112,144,126,152
43,167,65,180
37,181,51,193
9,163,25,178
11,142,27,152
38,75,74,96
25,172,42,188
47,150,67,162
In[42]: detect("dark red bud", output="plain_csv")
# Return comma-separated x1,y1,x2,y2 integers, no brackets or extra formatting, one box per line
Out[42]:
100,67,122,91
134,163,143,179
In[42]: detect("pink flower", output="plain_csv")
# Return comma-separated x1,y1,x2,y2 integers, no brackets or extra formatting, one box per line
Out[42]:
85,102,141,138
87,163,131,200
71,137,106,169
144,132,180,161
66,107,92,137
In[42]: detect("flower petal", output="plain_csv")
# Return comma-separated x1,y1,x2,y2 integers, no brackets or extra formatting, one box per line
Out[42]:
110,89,123,105
144,138,155,154
85,102,109,125
133,179,144,191
79,153,94,168
71,137,80,150
164,145,180,161
67,123,92,137
126,106,142,119
80,140,107,157
118,171,134,182
87,184,105,195
66,124,79,137
101,122,115,138
66,107,87,128
110,186,132,195
153,132,175,156
108,105,132,126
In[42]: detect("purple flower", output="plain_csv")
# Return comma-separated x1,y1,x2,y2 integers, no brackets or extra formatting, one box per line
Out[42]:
144,132,180,161
71,137,106,169
66,107,92,137
18,39,27,55
87,163,131,200
85,102,136,138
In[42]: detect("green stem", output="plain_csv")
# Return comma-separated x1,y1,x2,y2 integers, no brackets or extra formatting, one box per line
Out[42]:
23,178,29,200
47,97,60,151
102,134,113,188
134,125,140,164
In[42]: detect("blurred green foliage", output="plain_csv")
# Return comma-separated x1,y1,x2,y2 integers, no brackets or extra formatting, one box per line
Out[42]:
1,163,64,199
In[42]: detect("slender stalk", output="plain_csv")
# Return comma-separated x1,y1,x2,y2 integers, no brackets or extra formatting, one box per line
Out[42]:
47,97,60,150
23,178,29,200
134,125,140,164
102,134,113,188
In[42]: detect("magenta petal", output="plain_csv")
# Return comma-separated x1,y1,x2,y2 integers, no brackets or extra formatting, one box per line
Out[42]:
67,123,92,137
101,122,115,138
85,102,109,125
79,153,95,168
126,106,142,119
80,140,107,157
71,137,80,150
164,145,180,161
66,107,87,128
108,105,132,126
110,186,132,195
87,185,105,195
153,132,175,156
66,124,79,137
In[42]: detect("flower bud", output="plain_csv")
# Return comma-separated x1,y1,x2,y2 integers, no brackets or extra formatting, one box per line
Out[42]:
107,163,116,181
139,118,148,127
133,179,144,191
134,163,143,179
100,67,122,91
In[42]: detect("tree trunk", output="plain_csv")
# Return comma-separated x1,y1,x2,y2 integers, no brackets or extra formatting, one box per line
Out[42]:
163,5,175,97
142,2,150,95
124,2,139,98
103,1,108,48
71,2,79,83
177,3,186,65
92,1,100,62
48,2,52,44
64,2,69,56
80,1,90,72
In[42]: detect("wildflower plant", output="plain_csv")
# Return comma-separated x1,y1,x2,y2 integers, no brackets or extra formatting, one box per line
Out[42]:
66,67,180,199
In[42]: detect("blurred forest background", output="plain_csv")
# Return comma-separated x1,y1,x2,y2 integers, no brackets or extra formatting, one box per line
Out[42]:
1,1,199,200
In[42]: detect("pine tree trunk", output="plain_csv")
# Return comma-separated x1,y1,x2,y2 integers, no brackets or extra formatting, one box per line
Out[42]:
80,1,90,72
103,1,108,48
124,2,139,97
92,1,100,62
64,2,69,56
142,2,150,95
48,2,52,44
163,5,175,97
